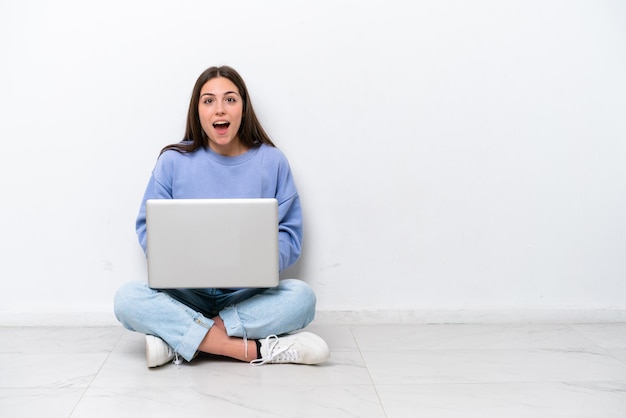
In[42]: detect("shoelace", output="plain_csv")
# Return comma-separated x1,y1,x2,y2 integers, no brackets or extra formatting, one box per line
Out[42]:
162,344,182,368
250,335,298,366
173,350,182,367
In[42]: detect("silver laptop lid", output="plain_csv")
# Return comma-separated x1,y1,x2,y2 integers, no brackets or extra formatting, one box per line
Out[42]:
145,198,279,289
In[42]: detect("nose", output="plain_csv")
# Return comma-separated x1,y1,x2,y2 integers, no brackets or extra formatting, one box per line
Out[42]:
215,101,225,115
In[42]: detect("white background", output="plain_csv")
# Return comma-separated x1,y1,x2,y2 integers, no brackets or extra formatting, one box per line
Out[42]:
1,0,625,324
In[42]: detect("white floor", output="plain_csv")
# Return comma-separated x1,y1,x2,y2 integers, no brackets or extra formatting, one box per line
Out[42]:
1,323,626,417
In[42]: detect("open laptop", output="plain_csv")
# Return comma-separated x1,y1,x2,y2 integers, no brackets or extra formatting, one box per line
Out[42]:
145,198,279,289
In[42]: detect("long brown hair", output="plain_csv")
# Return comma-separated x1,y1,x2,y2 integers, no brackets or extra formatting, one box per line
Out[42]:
161,66,275,154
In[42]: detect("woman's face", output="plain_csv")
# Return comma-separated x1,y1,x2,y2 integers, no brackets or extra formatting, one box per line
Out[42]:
198,77,245,156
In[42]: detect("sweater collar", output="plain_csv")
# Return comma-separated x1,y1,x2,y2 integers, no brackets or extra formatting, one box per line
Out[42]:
203,144,261,165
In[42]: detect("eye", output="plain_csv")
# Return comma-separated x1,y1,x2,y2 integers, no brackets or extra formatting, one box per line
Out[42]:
202,98,214,104
226,97,237,103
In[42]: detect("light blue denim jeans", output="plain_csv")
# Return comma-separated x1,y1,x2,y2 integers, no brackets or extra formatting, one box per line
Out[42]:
113,279,316,361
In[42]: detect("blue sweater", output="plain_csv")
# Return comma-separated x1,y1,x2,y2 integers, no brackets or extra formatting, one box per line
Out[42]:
136,143,303,272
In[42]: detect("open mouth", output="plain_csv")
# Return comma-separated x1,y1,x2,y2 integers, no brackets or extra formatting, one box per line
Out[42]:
212,121,230,135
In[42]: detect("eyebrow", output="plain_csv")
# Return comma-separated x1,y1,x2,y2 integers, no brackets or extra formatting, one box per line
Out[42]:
200,91,240,97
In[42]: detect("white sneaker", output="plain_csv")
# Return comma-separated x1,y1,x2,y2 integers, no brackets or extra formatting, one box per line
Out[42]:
251,332,330,366
145,335,175,368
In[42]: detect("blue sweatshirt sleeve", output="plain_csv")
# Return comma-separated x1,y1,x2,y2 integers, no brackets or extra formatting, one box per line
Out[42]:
135,155,174,254
272,150,303,272
277,191,303,272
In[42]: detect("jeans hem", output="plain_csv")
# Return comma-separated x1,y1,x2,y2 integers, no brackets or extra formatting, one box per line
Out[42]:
220,306,245,338
175,314,213,361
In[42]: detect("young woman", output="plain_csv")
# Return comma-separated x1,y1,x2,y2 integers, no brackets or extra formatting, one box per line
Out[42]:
114,66,329,367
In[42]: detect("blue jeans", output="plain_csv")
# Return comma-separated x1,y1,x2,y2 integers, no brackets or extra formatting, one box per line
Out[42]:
113,279,316,361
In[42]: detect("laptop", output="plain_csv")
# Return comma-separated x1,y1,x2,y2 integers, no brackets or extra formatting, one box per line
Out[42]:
145,198,279,289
